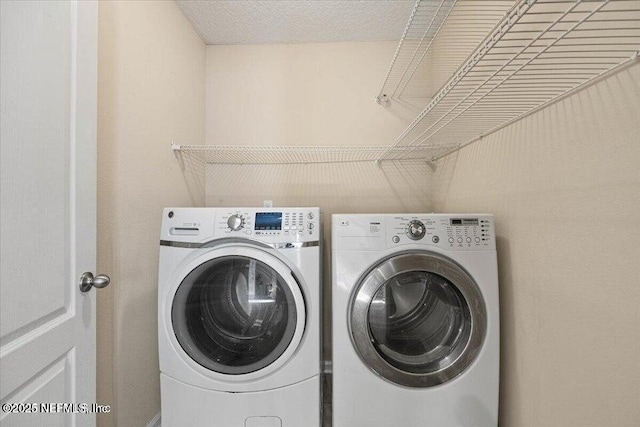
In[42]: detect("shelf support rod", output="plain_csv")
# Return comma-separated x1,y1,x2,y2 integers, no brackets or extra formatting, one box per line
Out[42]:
393,0,457,100
376,0,421,104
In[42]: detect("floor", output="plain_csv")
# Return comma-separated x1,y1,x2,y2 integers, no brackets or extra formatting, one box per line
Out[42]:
323,372,332,427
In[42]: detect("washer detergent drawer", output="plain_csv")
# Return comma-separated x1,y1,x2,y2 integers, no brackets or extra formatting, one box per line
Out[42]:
245,416,282,427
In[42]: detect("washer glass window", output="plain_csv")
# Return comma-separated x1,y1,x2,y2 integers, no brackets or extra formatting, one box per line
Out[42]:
172,255,298,375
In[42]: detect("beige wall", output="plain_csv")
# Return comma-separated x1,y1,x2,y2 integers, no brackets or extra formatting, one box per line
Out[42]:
205,42,420,147
97,1,205,426
204,42,433,361
96,6,639,424
432,63,640,426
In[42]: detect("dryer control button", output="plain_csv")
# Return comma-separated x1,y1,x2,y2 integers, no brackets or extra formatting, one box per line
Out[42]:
392,236,400,243
406,220,426,240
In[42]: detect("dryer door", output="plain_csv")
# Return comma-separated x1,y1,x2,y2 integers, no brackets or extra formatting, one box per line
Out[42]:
171,252,304,375
350,251,486,387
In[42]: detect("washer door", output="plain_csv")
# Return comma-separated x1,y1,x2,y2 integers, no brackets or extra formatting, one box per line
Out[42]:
171,252,303,375
350,251,486,387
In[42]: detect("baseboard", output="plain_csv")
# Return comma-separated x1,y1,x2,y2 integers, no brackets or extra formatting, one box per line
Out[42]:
146,412,161,427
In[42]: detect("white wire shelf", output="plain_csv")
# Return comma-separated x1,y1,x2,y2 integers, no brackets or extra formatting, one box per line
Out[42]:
377,0,517,103
171,142,451,165
379,0,640,161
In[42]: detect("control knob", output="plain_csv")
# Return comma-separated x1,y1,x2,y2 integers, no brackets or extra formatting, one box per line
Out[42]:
227,214,245,231
406,220,426,240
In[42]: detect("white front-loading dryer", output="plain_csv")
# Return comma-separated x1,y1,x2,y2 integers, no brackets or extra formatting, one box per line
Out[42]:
332,214,499,427
158,207,321,427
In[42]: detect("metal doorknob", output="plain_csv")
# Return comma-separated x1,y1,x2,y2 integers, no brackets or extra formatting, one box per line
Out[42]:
79,272,111,292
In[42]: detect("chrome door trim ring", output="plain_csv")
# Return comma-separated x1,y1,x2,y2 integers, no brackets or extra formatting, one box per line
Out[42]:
160,239,319,249
349,250,487,388
165,245,308,381
171,255,299,375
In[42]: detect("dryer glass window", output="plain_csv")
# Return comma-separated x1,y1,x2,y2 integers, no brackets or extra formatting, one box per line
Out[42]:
351,252,486,387
367,271,472,374
171,256,298,375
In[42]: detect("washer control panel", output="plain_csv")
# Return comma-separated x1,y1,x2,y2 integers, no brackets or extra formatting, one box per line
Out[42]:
217,207,320,242
161,207,320,244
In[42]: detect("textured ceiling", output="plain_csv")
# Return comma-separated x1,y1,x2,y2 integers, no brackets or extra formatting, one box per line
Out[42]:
176,0,417,45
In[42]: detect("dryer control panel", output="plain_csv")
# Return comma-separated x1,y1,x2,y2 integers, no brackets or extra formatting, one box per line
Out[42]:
388,214,494,250
162,207,320,244
332,214,495,251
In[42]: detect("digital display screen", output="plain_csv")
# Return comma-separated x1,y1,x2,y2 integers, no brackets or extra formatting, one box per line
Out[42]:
255,212,282,230
451,218,479,226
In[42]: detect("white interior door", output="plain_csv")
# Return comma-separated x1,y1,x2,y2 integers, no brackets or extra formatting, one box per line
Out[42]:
0,1,99,426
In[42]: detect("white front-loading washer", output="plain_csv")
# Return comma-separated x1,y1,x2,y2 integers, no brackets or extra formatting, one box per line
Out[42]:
158,207,321,427
332,214,499,427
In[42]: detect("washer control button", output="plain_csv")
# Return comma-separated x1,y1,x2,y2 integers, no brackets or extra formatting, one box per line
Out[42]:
466,237,472,243
227,214,244,231
448,237,454,243
475,237,480,243
308,223,314,230
457,237,463,243
432,236,440,243
307,212,314,220
298,225,304,232
392,236,400,243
